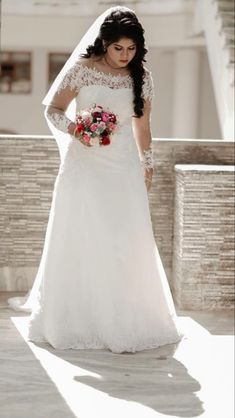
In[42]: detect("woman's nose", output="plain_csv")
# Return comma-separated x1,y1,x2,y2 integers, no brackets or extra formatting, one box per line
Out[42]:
121,50,128,59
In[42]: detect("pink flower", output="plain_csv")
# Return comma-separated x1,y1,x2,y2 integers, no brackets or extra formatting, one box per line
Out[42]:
101,112,110,123
109,114,116,123
108,122,116,131
83,133,91,143
84,118,92,127
90,123,98,132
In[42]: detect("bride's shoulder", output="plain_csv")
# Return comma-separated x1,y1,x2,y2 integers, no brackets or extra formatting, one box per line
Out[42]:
143,66,152,77
74,56,100,70
142,66,154,101
143,66,154,86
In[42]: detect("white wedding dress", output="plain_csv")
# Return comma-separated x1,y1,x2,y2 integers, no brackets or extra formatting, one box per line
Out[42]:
8,62,184,353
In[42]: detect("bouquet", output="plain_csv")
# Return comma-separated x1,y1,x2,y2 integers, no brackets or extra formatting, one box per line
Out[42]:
74,104,119,147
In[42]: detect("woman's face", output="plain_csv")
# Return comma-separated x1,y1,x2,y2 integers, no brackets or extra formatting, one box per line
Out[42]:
104,37,137,68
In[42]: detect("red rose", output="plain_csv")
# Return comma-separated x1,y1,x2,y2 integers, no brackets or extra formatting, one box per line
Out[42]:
93,112,102,120
102,136,110,146
76,123,84,133
110,114,116,123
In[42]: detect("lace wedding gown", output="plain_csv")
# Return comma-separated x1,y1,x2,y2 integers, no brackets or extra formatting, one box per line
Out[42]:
8,62,184,353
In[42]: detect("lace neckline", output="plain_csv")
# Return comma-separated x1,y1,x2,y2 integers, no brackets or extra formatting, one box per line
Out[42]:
77,61,132,81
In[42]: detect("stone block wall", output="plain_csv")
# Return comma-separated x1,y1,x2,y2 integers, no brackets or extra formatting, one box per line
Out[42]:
0,136,59,291
0,136,234,300
148,139,234,286
172,164,235,309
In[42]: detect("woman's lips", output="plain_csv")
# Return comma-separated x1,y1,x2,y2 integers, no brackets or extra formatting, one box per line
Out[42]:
120,60,128,63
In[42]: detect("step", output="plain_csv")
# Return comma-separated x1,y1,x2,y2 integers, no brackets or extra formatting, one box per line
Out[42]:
219,10,235,16
227,62,235,85
216,0,235,7
219,25,235,36
228,46,235,62
223,27,235,41
217,3,235,12
224,44,235,65
222,32,235,47
219,14,235,28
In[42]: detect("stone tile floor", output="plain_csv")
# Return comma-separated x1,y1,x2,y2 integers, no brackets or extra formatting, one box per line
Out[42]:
0,292,234,418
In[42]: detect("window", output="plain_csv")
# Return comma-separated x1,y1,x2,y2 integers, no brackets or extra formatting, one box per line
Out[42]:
0,51,31,94
48,53,70,87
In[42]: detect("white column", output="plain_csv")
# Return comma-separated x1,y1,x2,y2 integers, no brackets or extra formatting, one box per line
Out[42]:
172,48,200,138
32,48,48,98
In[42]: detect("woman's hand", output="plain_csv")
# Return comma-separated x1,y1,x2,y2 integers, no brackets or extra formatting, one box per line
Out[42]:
144,168,153,191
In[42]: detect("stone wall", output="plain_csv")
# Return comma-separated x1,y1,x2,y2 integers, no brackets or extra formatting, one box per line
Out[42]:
0,136,234,297
0,136,59,291
172,165,234,309
148,139,234,285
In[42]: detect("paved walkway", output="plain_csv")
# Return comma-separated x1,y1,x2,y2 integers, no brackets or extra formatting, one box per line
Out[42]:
0,292,234,418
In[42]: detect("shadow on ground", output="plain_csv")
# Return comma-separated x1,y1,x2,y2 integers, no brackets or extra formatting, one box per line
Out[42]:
52,341,204,417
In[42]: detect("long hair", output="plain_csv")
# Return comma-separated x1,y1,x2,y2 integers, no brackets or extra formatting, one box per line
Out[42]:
80,8,148,117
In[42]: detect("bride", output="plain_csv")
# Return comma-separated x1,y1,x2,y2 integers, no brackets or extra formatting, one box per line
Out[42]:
8,6,184,353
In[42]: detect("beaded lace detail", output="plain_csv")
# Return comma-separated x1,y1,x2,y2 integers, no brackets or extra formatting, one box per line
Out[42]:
57,61,154,101
46,111,72,134
44,61,155,145
142,70,155,102
140,143,154,171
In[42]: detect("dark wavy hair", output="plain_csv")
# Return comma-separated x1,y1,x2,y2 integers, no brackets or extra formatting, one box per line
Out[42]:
80,8,148,117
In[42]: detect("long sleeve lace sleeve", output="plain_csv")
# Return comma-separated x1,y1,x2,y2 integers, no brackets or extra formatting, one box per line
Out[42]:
46,110,73,134
132,69,155,172
44,61,83,133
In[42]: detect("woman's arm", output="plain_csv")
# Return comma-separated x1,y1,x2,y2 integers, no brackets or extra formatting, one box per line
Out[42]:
132,98,154,191
44,61,90,146
45,89,77,136
132,69,155,191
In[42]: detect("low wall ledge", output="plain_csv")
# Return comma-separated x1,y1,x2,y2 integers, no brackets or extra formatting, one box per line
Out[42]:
174,164,235,172
0,135,233,146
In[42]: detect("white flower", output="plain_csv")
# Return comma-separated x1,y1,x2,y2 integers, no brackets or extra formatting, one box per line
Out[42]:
93,105,103,112
90,136,100,146
81,111,91,119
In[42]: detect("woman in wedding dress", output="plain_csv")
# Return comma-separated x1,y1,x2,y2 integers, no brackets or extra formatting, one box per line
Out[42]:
8,6,184,353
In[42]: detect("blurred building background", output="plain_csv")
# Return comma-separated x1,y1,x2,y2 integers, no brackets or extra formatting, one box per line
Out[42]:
0,3,234,417
0,0,234,139
0,0,234,306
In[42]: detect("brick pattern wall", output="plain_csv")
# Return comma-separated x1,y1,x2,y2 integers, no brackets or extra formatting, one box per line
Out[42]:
148,139,234,284
172,165,235,309
0,136,234,294
0,136,59,290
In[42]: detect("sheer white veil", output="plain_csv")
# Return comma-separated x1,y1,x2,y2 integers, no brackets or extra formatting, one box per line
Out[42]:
42,5,135,164
7,5,135,313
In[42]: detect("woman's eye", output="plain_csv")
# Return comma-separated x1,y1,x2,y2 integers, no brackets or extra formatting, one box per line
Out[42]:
114,47,136,51
115,46,135,51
